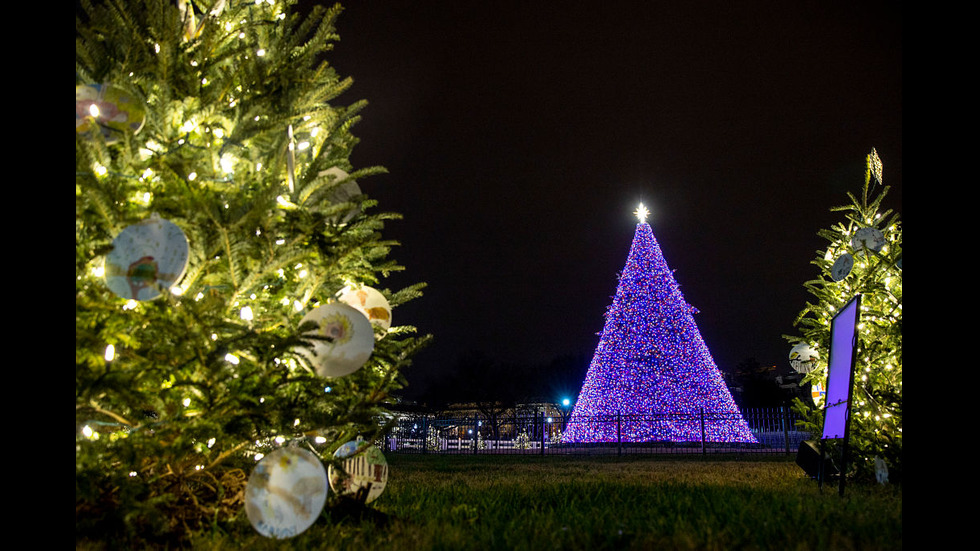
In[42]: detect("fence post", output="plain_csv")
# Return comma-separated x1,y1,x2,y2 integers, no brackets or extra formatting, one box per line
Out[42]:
617,412,622,456
473,416,479,454
540,411,546,455
782,406,792,455
700,408,706,455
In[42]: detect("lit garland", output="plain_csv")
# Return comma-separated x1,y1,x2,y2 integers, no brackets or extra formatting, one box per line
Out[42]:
565,219,757,443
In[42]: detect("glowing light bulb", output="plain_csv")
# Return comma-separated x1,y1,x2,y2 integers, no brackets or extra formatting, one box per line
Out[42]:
220,154,235,174
104,344,115,362
89,103,100,118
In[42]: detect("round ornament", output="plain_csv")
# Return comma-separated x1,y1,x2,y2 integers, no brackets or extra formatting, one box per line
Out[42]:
320,167,362,225
104,216,189,301
245,447,328,539
328,440,388,504
76,83,146,142
338,285,392,336
810,380,826,408
788,343,819,374
830,253,853,282
851,227,886,254
296,303,374,377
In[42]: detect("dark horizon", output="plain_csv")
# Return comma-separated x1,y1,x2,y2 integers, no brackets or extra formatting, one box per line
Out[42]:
322,1,902,402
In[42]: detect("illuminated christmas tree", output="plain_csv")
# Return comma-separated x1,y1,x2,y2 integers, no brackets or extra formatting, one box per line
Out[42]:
76,0,428,543
788,149,902,482
565,204,756,443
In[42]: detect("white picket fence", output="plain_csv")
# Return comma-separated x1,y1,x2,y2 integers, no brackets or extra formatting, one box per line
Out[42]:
387,437,542,452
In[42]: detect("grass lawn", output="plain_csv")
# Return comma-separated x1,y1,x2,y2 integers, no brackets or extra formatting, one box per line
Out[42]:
193,453,900,550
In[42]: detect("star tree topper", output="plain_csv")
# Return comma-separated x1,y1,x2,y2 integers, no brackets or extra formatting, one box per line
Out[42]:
634,203,650,223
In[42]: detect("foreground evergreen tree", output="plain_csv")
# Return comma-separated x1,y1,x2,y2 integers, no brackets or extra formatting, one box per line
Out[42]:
76,0,427,543
787,149,902,483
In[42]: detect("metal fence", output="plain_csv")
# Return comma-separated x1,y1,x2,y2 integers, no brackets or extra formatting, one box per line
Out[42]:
380,408,809,456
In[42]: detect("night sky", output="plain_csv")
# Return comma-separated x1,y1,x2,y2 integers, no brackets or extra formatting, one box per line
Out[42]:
323,1,903,401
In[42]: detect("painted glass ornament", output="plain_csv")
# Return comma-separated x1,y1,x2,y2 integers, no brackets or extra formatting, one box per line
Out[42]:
245,447,328,539
338,285,392,337
76,83,145,143
104,216,189,301
328,440,388,504
789,343,819,373
296,303,374,377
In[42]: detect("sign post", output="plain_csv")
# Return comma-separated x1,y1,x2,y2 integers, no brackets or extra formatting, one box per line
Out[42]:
820,295,861,497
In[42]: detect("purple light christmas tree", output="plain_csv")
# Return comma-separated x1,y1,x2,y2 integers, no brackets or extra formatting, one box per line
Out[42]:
564,204,757,443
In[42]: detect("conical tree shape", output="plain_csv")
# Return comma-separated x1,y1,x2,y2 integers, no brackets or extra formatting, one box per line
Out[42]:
565,218,756,443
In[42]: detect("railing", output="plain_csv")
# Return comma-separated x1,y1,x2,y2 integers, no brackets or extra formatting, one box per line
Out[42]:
380,408,809,456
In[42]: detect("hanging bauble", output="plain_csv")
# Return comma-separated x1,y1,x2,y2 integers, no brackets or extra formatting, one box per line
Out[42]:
104,216,189,301
830,253,853,282
788,343,819,374
296,303,374,377
875,456,890,484
244,447,328,539
851,227,886,254
810,379,826,408
328,440,389,504
76,83,146,143
338,285,392,337
320,167,362,225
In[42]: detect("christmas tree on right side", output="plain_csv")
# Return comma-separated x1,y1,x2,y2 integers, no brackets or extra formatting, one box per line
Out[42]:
787,149,902,483
564,204,756,444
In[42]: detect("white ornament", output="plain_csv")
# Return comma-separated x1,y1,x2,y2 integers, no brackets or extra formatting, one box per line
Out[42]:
788,343,819,373
831,253,853,282
338,285,392,337
245,447,328,539
328,440,388,504
320,167,362,225
104,216,189,301
851,227,886,254
296,303,374,378
875,456,889,484
810,379,826,408
76,83,146,143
